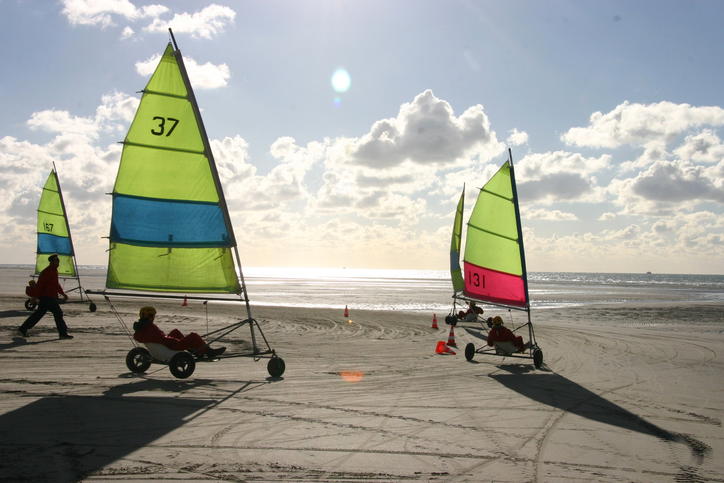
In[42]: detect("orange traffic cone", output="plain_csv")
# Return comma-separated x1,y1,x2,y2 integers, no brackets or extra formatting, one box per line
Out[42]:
344,305,349,317
181,295,188,307
431,313,438,329
447,325,457,347
435,340,456,355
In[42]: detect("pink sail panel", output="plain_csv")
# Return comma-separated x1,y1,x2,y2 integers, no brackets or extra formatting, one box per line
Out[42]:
463,262,527,307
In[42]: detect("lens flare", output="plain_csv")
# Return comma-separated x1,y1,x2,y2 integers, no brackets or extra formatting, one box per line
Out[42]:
331,68,351,93
339,370,364,383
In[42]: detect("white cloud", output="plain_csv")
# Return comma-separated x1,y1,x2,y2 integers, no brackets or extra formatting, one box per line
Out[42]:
27,110,99,139
598,212,616,221
349,89,502,168
507,128,528,146
515,151,611,203
523,208,578,221
609,158,724,216
61,0,167,27
562,101,724,148
120,26,134,39
144,4,236,39
674,129,724,164
135,54,230,89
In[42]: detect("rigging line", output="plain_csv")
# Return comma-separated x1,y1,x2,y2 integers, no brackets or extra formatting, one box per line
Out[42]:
466,222,518,243
479,187,513,202
104,295,137,346
120,140,206,156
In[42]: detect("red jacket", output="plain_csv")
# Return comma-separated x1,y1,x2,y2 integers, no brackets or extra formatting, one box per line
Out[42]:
33,265,65,298
487,325,524,350
133,319,206,353
133,320,169,345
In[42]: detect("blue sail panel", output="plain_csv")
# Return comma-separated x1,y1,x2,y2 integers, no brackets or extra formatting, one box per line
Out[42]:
37,233,74,256
110,195,231,247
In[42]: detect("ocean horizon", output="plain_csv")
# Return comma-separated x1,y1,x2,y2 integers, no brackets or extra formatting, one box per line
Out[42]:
3,264,722,313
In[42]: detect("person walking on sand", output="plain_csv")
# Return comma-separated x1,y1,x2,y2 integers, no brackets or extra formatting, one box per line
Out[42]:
18,254,73,339
133,306,225,358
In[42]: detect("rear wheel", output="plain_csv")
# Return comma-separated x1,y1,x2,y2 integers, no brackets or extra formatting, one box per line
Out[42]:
533,348,543,369
267,357,286,378
126,347,152,373
24,299,37,311
465,343,475,361
89,302,97,312
169,352,196,379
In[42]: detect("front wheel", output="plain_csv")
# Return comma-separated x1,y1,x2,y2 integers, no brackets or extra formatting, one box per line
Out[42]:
89,302,97,312
267,357,285,378
464,343,476,361
533,348,543,369
169,352,196,379
126,347,151,373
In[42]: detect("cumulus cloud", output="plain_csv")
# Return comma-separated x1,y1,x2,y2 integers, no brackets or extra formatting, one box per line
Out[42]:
62,0,168,27
349,89,501,168
62,1,233,41
515,151,611,203
135,54,230,89
609,157,724,216
630,160,724,203
562,101,724,148
523,208,577,221
120,26,134,39
144,4,236,39
674,129,724,164
27,110,99,139
507,128,528,146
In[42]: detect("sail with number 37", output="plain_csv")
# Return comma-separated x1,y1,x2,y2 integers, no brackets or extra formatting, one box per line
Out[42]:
89,30,284,378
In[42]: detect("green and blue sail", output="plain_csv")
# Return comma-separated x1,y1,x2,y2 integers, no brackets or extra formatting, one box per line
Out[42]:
35,169,77,276
106,42,240,293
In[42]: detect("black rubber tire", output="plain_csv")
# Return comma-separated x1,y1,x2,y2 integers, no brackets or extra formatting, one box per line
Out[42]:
533,348,543,369
24,299,37,311
169,352,196,379
465,342,476,361
89,302,97,312
126,347,152,373
267,357,286,378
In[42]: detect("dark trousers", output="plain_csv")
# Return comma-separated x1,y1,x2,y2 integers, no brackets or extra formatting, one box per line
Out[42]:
20,297,69,335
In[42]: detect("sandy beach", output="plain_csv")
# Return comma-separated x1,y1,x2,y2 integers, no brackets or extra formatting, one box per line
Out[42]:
1,287,723,482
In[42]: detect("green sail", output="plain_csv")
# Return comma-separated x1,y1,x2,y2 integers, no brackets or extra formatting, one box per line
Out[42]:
35,170,77,277
464,161,521,276
106,42,240,293
449,187,465,293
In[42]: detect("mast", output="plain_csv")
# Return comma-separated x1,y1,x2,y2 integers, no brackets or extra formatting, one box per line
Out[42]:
507,148,530,310
167,28,253,319
52,162,84,298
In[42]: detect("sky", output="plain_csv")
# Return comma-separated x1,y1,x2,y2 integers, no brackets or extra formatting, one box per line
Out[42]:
1,0,723,274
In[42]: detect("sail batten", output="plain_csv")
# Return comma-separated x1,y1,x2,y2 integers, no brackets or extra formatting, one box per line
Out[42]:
105,39,241,294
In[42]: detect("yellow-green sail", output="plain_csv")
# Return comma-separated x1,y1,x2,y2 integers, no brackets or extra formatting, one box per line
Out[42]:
35,169,77,276
449,187,465,293
106,42,240,293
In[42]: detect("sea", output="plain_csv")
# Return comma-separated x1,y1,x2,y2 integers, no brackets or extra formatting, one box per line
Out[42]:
3,265,722,314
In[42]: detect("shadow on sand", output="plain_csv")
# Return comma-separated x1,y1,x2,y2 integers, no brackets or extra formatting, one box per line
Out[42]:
0,377,269,481
490,371,711,463
0,310,31,319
